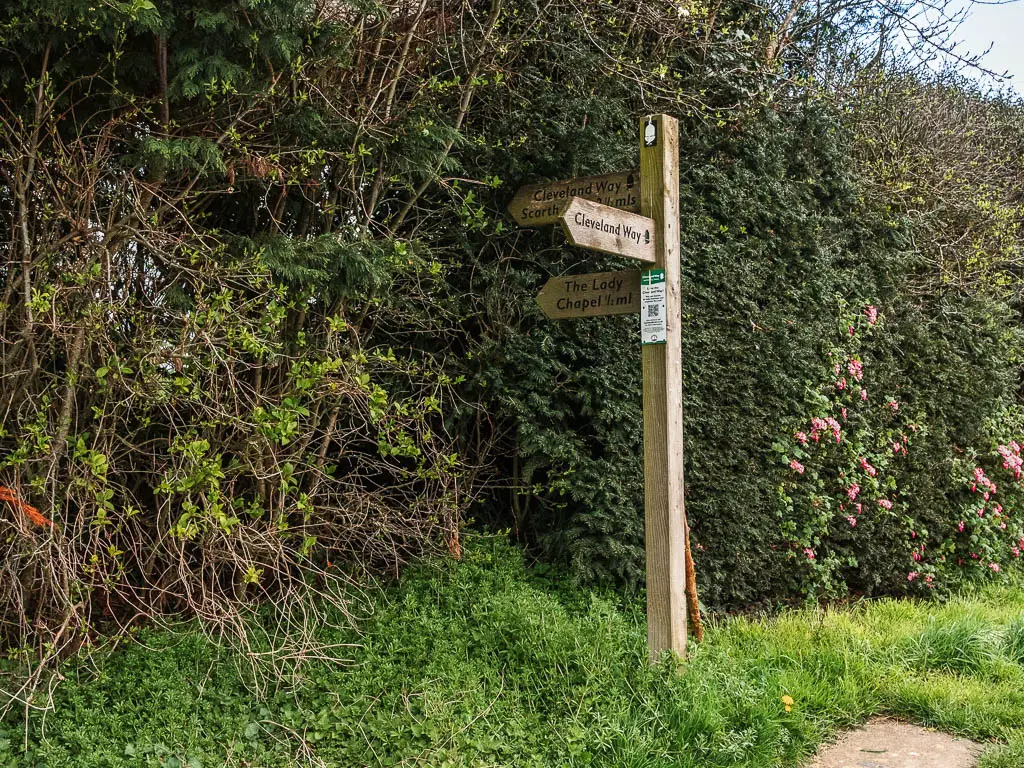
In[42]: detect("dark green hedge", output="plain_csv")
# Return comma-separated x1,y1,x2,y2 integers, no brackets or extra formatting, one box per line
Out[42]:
459,92,1024,606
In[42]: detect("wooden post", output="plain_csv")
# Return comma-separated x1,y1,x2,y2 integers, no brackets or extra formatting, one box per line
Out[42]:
639,114,687,660
514,117,697,661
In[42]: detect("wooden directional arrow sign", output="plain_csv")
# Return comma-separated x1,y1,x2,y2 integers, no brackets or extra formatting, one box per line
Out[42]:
535,270,642,320
508,169,640,226
560,197,656,263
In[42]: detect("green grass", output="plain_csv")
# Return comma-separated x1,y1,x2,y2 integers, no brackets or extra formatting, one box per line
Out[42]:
1003,617,1024,665
3,537,1024,767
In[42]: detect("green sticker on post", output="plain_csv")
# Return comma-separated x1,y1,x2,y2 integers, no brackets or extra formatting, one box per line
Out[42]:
640,268,666,345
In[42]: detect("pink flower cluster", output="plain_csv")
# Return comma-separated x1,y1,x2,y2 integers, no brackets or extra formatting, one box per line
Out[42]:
810,417,842,444
846,516,857,528
859,457,877,477
997,443,1023,480
971,466,996,496
804,548,815,560
887,400,899,412
847,483,860,500
865,305,878,325
860,389,867,401
790,459,805,475
909,571,936,588
795,431,808,445
877,499,893,510
847,359,863,381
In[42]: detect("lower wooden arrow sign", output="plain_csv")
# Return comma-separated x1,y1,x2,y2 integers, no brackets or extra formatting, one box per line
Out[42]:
535,270,642,320
560,197,656,263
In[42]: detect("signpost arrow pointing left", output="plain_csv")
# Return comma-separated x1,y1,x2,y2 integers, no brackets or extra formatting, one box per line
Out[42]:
535,270,642,320
559,197,656,263
508,169,640,227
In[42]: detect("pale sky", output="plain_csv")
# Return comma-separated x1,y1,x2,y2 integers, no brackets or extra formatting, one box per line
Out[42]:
953,1,1024,92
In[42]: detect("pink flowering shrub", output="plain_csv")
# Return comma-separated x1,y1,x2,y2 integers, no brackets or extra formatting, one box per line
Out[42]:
774,300,1022,598
942,435,1024,578
774,301,916,596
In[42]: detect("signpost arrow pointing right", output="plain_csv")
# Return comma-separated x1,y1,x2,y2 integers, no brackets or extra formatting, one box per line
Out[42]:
560,197,656,263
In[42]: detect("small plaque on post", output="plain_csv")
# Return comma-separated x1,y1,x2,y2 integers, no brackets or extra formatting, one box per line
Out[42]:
640,268,667,345
643,116,658,147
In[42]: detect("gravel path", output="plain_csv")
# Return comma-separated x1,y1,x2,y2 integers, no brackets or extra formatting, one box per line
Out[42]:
805,720,982,768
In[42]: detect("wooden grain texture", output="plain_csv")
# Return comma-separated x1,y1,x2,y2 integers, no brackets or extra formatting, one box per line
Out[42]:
508,169,640,226
560,197,656,263
640,114,687,661
535,270,641,320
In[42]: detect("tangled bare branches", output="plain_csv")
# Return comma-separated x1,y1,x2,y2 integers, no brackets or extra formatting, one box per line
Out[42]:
0,1,482,713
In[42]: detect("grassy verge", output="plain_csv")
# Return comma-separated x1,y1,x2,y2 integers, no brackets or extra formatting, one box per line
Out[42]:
2,537,1024,767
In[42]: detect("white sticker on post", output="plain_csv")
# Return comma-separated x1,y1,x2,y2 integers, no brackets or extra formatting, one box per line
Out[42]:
640,268,667,345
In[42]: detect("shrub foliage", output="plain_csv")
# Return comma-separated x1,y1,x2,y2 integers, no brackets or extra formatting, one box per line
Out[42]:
1,0,1023,675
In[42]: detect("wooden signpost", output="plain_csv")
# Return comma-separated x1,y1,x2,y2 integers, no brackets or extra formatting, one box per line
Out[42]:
507,169,640,226
560,198,656,263
638,114,689,660
535,270,641,320
511,115,695,661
